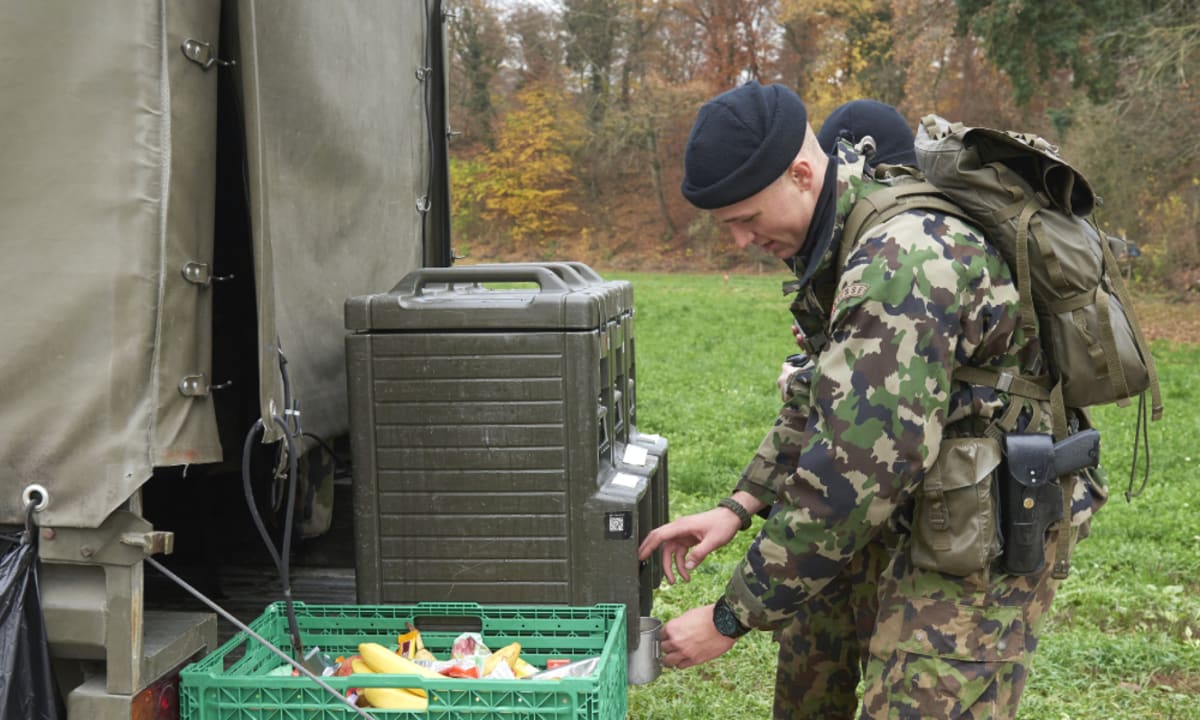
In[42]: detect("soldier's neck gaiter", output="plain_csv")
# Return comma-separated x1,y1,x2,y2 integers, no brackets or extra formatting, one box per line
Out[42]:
786,158,840,289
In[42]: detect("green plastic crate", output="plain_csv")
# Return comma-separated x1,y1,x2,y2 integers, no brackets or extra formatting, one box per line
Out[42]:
180,602,626,720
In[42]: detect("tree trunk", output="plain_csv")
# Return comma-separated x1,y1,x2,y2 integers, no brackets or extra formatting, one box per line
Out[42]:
646,121,677,239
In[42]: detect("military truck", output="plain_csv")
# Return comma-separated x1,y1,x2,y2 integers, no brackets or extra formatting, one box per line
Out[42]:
1,1,451,717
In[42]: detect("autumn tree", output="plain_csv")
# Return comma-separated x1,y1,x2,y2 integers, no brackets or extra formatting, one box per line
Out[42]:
482,83,584,249
616,0,669,107
443,0,1195,279
775,8,825,100
1099,0,1200,184
574,0,698,243
777,0,898,119
507,4,565,85
671,0,779,90
563,0,622,126
448,0,505,148
1061,0,1200,287
887,0,1031,130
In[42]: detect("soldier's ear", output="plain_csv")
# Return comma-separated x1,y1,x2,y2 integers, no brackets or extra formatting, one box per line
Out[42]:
788,157,815,191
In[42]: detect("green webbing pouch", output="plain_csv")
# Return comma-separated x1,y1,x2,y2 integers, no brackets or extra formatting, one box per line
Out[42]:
911,437,1004,576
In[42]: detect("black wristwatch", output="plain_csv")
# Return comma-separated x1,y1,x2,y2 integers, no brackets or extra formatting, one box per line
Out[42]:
712,596,751,639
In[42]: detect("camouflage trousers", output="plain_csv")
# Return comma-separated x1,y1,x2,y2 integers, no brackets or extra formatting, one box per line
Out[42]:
773,532,1062,719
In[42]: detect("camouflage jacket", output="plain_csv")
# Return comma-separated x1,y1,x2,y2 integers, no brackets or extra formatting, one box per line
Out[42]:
724,142,1047,629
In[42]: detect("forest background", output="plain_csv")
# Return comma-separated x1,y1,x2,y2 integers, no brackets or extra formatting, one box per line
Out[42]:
445,0,1199,295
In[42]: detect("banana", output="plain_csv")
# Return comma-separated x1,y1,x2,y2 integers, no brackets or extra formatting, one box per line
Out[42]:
360,643,446,700
358,642,443,699
483,641,522,677
350,658,429,711
512,657,538,679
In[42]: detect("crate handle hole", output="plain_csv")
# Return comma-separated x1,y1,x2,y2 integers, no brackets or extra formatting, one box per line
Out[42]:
412,615,483,633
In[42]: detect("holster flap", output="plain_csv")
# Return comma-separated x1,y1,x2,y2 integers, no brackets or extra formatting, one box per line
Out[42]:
1003,433,1055,488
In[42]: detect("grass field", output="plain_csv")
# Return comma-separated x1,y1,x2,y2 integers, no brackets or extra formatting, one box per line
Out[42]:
613,271,1200,720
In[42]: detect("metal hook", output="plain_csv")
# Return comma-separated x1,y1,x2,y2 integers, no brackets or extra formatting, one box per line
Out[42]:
182,261,235,287
178,375,232,397
181,38,236,71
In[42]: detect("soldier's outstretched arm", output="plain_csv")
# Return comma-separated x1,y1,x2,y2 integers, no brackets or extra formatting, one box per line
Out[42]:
637,490,766,583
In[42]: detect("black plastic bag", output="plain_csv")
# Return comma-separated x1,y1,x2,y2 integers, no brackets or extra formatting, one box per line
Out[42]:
1,527,66,720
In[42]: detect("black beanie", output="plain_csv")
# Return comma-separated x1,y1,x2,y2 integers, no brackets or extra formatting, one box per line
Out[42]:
681,81,808,210
816,99,916,168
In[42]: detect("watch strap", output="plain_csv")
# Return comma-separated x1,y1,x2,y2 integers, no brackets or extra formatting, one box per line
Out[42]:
717,497,753,531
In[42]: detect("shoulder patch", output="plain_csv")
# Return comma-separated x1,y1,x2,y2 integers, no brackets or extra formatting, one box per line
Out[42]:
834,282,868,307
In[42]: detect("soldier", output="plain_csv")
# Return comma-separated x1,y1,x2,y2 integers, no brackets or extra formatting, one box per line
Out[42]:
637,82,1105,719
816,98,918,169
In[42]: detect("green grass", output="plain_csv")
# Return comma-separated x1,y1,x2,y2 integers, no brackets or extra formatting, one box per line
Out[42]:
611,271,1200,719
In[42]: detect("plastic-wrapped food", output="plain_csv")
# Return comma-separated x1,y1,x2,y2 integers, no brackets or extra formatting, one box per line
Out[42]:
396,628,422,658
483,642,520,676
528,656,601,680
512,656,539,678
430,657,481,679
450,632,489,659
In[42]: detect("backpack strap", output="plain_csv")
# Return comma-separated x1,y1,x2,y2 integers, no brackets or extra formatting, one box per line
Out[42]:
840,181,970,271
1095,227,1162,499
1052,477,1078,578
951,367,1051,403
1095,225,1164,422
951,366,1068,440
1011,197,1042,339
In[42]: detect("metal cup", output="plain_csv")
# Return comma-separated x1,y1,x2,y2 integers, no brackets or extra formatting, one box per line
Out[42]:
626,616,662,685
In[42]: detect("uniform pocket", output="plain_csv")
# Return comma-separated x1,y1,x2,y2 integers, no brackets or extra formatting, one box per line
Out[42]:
865,599,1029,719
911,437,1003,577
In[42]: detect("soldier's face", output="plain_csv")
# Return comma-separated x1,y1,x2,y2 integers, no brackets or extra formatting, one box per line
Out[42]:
711,164,817,260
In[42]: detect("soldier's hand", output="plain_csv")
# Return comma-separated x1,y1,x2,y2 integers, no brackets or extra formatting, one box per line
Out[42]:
636,509,740,584
660,604,736,669
777,362,797,399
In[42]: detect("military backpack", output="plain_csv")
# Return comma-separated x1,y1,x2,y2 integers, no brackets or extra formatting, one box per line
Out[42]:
846,116,1161,427
834,117,1167,579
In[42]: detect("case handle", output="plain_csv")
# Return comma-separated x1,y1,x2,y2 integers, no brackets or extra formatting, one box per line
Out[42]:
482,262,591,289
562,261,605,282
389,265,570,296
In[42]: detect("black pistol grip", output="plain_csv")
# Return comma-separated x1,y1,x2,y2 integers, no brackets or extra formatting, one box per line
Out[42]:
1050,428,1101,477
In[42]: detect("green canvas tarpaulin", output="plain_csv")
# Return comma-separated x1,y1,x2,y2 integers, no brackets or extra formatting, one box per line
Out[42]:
0,0,444,527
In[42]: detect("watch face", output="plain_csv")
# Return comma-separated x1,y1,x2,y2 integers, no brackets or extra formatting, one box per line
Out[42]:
713,601,743,637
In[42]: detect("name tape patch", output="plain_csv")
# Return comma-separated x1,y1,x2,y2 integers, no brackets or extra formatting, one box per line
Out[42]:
834,282,868,307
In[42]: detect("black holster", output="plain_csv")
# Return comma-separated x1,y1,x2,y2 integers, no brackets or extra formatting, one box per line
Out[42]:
998,430,1100,576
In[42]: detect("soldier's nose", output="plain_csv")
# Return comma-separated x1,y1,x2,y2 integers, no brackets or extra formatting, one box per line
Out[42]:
731,226,754,248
